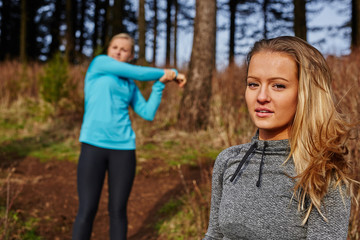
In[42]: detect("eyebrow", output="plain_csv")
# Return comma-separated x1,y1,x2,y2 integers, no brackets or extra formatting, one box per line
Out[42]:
246,76,290,82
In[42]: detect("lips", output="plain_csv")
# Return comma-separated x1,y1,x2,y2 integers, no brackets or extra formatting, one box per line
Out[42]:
255,107,274,117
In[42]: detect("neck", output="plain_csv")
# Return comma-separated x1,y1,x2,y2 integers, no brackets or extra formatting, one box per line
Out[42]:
259,129,290,141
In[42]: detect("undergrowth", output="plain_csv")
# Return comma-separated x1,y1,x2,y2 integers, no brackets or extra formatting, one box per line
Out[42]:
0,169,42,240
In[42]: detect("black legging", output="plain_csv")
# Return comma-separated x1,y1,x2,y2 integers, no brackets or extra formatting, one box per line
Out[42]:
72,143,136,240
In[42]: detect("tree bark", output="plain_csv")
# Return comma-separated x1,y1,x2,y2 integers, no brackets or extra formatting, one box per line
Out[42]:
93,0,100,55
178,0,216,131
173,0,178,68
263,0,269,39
293,0,307,41
165,0,172,66
138,0,146,65
352,0,360,49
49,0,62,59
79,0,87,54
152,0,158,66
20,0,27,63
0,0,7,60
229,0,237,65
113,0,125,35
101,0,110,47
66,0,76,63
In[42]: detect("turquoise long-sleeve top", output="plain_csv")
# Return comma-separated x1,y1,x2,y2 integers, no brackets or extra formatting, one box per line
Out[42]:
79,55,177,150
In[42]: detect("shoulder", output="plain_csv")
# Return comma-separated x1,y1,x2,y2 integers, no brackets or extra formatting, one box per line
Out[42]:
214,143,252,169
91,54,111,64
87,55,110,70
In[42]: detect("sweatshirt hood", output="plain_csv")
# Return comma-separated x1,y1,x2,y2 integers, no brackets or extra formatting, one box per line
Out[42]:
250,130,290,155
230,130,290,187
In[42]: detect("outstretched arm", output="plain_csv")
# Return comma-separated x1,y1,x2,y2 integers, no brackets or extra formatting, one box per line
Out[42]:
129,81,166,121
89,55,178,81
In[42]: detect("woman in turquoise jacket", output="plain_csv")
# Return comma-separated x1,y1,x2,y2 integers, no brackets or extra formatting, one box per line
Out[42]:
72,33,186,240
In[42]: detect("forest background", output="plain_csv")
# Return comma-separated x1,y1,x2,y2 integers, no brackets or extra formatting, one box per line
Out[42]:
0,0,360,239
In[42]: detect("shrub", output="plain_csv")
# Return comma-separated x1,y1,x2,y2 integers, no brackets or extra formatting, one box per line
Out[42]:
39,52,69,108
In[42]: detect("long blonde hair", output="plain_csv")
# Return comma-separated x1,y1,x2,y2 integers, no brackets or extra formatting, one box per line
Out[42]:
246,36,356,223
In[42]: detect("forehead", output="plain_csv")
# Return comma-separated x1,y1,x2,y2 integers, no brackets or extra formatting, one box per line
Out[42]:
248,51,298,78
110,38,133,48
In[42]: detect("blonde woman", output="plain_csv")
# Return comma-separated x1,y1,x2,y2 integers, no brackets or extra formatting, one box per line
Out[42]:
203,36,357,239
72,33,186,240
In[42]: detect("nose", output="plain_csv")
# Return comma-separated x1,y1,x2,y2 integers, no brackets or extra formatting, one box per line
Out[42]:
257,85,270,103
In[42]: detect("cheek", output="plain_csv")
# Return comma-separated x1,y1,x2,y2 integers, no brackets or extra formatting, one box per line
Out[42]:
245,89,251,107
284,92,298,120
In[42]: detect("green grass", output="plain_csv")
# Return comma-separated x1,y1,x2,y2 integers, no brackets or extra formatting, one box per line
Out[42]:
155,192,208,240
29,139,80,162
137,134,222,171
0,98,81,164
0,207,42,240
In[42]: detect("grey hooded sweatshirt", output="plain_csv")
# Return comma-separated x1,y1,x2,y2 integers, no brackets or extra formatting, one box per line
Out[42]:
204,132,351,240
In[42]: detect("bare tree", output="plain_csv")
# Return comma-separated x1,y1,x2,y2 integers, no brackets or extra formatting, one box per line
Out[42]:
178,0,216,131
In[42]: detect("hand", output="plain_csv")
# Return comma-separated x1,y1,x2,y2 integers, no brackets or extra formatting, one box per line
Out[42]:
159,69,176,83
174,73,187,88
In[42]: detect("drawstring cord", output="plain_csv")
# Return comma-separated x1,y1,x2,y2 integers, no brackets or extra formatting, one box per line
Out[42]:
230,142,257,182
256,142,267,187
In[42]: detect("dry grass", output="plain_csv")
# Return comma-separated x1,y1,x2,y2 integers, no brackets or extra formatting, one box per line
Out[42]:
327,50,360,239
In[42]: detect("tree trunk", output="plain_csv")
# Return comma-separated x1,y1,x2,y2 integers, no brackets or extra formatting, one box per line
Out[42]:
138,0,146,65
93,0,100,55
173,0,178,68
66,0,76,63
101,0,110,47
293,0,307,41
352,0,360,49
26,0,41,60
178,0,216,131
113,0,125,35
20,0,27,63
165,0,172,66
0,0,8,60
152,0,158,66
49,0,62,59
229,0,237,65
79,0,86,54
263,0,269,39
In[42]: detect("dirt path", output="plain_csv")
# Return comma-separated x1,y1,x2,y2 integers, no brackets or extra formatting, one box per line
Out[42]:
0,157,204,240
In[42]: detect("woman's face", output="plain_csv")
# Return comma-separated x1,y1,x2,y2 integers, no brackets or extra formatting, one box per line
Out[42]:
245,51,298,140
107,38,133,62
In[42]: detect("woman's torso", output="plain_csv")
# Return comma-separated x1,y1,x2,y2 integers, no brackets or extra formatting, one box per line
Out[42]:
217,139,307,239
